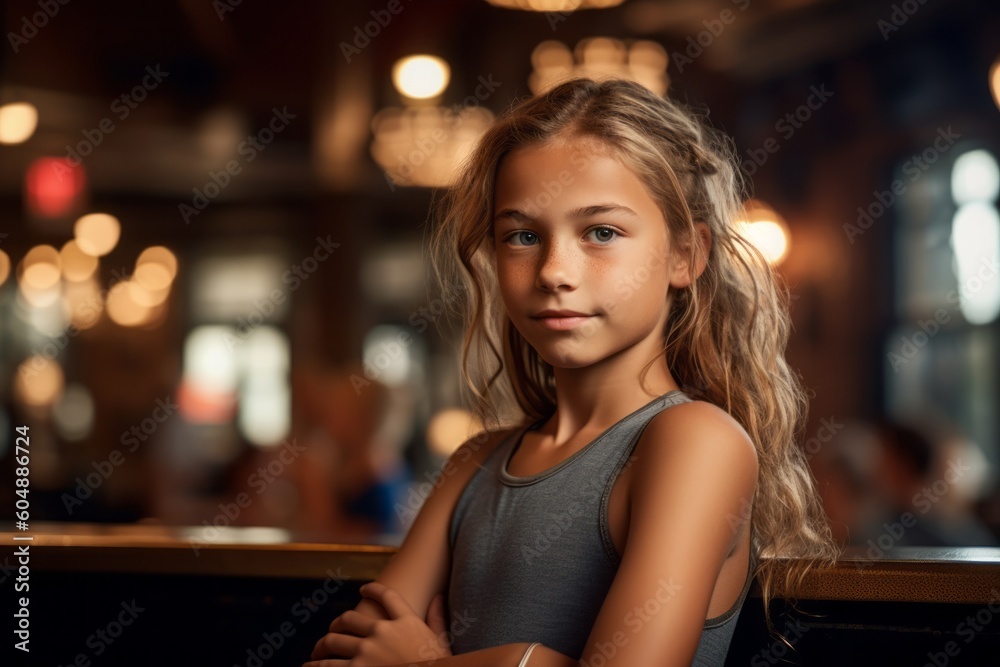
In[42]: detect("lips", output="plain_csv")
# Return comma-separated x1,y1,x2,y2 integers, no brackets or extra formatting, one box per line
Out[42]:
531,310,592,318
531,311,596,331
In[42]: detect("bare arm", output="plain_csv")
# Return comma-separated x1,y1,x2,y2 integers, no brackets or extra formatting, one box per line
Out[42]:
313,403,755,667
333,435,498,624
309,427,519,661
369,642,578,667
305,642,575,667
573,401,759,667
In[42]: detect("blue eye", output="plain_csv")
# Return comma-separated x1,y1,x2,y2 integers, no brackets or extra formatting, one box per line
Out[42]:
588,226,619,244
506,231,539,246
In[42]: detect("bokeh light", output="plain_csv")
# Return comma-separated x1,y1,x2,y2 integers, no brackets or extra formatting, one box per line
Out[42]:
60,239,100,282
392,55,450,99
25,157,86,218
14,356,65,408
128,279,170,308
62,277,104,330
486,0,624,10
950,201,1000,325
529,37,668,95
735,200,791,266
20,244,62,291
18,282,62,309
19,245,64,307
106,280,155,327
426,408,485,457
951,149,1000,206
0,102,39,144
53,384,96,441
0,249,10,286
74,212,121,257
134,246,178,291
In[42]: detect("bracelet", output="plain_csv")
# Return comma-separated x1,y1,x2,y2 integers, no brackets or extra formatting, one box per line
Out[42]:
517,642,541,667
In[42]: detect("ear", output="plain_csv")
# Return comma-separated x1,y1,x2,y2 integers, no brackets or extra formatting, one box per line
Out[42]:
668,222,712,289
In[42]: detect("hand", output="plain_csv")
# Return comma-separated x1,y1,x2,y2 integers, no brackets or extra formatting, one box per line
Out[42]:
305,582,453,666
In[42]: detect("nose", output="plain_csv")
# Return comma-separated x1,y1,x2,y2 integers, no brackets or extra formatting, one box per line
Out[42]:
535,240,579,292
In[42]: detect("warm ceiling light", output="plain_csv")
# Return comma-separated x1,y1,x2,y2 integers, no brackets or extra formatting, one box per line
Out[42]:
735,200,791,266
740,219,790,266
106,280,156,327
485,0,624,10
0,102,39,144
18,282,62,309
370,105,495,188
20,245,62,291
737,199,789,266
392,55,450,100
128,279,170,307
14,355,64,407
63,277,103,330
74,212,121,257
134,245,178,291
60,240,99,282
529,38,669,96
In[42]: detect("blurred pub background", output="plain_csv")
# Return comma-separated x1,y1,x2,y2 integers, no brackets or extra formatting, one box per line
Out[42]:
1,0,999,554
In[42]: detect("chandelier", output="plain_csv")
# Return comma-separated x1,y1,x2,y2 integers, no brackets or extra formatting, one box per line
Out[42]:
529,37,669,96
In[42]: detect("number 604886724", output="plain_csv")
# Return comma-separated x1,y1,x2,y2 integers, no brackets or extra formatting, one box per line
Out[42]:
15,425,30,502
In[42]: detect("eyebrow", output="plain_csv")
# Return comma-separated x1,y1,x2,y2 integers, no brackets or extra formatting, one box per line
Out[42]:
493,203,640,225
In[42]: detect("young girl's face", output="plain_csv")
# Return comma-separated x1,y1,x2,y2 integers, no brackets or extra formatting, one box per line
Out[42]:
492,137,690,370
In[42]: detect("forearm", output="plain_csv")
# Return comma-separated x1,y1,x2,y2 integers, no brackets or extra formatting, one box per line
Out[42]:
374,642,577,667
354,595,392,621
346,590,577,666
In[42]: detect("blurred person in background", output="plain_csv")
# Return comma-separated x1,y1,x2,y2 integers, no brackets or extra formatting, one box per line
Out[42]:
822,417,997,554
291,362,415,541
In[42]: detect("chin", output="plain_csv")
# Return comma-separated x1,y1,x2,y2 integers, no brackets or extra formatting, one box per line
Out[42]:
535,344,599,369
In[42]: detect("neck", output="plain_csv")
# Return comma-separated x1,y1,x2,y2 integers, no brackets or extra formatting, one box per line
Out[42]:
540,355,680,448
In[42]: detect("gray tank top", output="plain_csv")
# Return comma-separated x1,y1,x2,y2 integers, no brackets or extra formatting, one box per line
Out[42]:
448,389,755,665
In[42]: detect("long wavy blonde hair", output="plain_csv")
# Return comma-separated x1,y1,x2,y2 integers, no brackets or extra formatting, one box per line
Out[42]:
426,76,841,639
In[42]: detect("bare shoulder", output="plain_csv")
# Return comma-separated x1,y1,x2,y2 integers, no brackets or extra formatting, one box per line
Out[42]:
577,400,760,664
632,399,759,504
641,398,757,462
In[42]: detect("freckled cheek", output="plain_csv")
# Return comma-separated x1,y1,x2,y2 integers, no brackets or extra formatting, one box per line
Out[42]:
586,255,623,280
496,259,534,298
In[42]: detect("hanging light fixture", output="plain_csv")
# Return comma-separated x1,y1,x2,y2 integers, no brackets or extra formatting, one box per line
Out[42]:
0,101,39,145
529,37,669,96
371,54,495,188
392,55,451,100
485,0,625,11
370,105,494,188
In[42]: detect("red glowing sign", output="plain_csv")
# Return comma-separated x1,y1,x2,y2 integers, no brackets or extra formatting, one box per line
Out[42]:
24,157,86,218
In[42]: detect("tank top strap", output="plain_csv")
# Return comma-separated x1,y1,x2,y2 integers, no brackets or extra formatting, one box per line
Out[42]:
601,389,695,482
496,390,693,487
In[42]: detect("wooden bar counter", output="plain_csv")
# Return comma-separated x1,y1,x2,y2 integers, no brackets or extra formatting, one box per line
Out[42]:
4,522,1000,666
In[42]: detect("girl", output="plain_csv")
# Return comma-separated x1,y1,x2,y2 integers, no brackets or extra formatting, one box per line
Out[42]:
305,76,841,667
